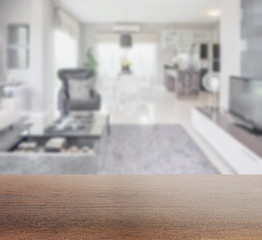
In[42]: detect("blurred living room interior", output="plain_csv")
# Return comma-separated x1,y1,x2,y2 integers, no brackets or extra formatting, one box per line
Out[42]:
0,0,261,175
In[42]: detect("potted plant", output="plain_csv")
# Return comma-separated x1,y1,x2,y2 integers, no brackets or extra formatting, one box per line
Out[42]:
84,48,98,77
121,57,132,74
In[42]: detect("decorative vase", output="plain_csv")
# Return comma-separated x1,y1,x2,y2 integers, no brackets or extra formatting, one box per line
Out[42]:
122,66,131,74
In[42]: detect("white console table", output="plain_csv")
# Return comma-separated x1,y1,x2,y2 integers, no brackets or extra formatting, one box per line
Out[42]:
3,85,30,112
192,108,262,174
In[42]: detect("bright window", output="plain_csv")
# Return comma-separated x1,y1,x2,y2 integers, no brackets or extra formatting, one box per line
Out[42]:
54,30,78,70
96,35,158,85
54,30,78,112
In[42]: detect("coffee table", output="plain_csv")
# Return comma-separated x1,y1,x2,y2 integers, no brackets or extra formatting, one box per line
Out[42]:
45,112,110,137
44,111,110,160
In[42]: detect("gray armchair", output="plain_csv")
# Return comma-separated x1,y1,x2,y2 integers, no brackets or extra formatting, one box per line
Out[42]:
58,68,101,115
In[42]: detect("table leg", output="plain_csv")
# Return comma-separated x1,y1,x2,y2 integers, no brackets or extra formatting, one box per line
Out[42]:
107,115,111,135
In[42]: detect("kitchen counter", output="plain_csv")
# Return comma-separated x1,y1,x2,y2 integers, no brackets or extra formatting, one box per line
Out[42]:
0,176,262,239
164,67,200,97
164,67,177,92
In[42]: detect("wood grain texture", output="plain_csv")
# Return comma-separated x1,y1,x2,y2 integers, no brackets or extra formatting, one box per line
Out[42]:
0,176,262,239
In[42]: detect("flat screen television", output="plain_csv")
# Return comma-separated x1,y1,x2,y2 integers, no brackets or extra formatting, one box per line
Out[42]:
229,76,262,133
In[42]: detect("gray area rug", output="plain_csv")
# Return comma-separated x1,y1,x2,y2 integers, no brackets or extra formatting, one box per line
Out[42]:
0,125,219,175
100,125,219,175
0,154,98,175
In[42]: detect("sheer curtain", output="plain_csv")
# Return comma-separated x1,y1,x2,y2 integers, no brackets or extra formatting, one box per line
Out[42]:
54,8,80,114
54,30,78,70
96,42,122,83
96,34,158,86
54,30,78,113
128,43,158,86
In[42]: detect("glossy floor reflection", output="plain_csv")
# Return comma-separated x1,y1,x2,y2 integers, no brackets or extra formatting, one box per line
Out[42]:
100,86,234,174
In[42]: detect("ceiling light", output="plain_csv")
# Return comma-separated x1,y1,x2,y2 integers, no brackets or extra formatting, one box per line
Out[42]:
207,9,221,18
120,34,133,48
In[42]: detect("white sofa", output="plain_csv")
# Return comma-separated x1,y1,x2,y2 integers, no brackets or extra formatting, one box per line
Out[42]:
0,98,20,131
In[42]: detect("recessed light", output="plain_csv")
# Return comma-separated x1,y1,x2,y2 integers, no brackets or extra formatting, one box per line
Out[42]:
207,9,221,18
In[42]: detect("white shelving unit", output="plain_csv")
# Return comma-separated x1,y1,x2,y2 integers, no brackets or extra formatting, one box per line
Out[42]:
192,108,262,174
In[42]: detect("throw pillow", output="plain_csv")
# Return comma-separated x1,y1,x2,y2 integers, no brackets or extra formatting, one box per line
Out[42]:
68,79,92,101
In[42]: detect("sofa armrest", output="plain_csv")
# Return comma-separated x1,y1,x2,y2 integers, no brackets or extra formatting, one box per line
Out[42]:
58,88,68,115
90,90,101,110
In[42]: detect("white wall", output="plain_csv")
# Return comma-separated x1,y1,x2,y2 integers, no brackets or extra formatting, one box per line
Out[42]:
80,22,219,86
29,0,55,133
0,0,32,83
0,0,55,133
220,0,241,110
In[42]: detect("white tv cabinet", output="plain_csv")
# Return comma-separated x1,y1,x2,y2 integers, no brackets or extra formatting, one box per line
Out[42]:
192,108,262,174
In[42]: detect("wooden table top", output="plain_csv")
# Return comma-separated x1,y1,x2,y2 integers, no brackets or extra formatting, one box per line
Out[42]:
0,176,262,240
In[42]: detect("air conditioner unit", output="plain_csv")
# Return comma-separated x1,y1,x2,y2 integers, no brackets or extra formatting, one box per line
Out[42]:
113,24,140,33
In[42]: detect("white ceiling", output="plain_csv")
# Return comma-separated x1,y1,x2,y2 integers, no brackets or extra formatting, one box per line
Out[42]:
60,0,221,23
